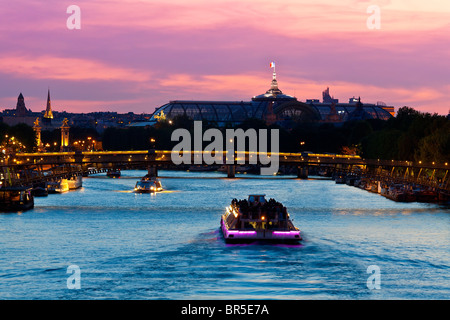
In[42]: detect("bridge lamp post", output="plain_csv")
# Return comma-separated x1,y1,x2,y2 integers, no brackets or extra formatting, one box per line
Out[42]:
150,138,156,149
299,141,305,152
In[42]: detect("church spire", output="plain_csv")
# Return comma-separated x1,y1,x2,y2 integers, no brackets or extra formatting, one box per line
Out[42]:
44,88,53,120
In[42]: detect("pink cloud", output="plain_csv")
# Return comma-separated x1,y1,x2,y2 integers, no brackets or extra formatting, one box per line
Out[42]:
0,54,151,82
74,0,450,36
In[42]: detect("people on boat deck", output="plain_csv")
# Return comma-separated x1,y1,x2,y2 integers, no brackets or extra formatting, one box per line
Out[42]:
231,197,288,225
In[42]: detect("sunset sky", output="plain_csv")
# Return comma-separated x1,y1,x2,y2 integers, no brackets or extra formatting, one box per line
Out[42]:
0,0,449,115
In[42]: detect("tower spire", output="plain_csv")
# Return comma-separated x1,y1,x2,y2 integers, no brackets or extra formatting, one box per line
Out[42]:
44,88,53,120
252,62,296,101
268,61,281,94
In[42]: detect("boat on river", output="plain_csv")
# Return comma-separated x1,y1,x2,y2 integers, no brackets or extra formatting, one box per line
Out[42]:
67,176,82,190
107,169,121,178
221,195,301,243
134,175,163,193
47,179,69,194
0,187,34,212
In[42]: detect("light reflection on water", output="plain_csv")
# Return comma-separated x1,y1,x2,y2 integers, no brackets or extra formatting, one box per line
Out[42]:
0,169,448,300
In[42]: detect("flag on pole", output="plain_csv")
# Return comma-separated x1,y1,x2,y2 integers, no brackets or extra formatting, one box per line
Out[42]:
270,62,275,68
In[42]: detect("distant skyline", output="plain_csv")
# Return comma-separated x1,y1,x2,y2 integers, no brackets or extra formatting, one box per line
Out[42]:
0,0,449,115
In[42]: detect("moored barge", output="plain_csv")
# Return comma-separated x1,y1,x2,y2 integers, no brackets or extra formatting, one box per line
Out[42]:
47,179,69,194
68,176,82,190
0,187,34,212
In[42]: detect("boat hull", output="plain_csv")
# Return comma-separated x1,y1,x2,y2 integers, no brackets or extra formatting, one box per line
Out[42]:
0,202,34,212
133,188,161,193
67,176,83,190
107,171,121,178
133,177,163,193
220,218,301,244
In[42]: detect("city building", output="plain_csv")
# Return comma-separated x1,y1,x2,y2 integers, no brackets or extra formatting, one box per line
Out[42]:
143,71,394,128
1,92,152,132
0,93,36,126
16,93,30,117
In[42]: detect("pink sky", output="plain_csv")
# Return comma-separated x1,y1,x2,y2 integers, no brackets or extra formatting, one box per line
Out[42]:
0,0,449,115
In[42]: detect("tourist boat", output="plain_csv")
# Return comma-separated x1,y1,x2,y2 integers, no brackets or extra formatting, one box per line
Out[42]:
220,195,301,243
134,175,163,193
0,187,34,212
67,175,82,190
107,169,121,178
47,179,69,194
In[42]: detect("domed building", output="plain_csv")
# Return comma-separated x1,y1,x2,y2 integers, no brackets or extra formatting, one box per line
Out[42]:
141,70,394,128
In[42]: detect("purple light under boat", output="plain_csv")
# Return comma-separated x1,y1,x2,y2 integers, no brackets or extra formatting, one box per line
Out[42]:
273,231,301,236
227,230,257,235
221,224,257,237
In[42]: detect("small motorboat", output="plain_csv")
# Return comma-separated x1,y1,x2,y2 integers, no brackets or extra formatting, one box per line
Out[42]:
107,169,121,178
221,195,301,243
134,175,163,193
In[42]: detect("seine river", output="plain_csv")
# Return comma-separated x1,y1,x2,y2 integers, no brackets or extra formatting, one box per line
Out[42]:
0,170,448,300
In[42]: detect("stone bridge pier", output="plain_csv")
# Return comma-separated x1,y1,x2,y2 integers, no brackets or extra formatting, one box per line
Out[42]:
297,166,308,179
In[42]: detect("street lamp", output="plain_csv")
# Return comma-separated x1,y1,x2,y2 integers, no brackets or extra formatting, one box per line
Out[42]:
150,138,156,149
299,141,305,152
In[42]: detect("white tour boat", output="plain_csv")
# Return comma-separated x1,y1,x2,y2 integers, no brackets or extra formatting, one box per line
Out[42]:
221,195,301,243
47,179,69,194
67,175,82,190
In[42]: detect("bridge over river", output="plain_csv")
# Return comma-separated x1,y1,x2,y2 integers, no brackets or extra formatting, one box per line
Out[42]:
1,150,448,199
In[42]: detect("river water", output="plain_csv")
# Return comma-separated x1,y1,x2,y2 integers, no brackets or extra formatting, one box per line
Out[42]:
0,170,448,300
